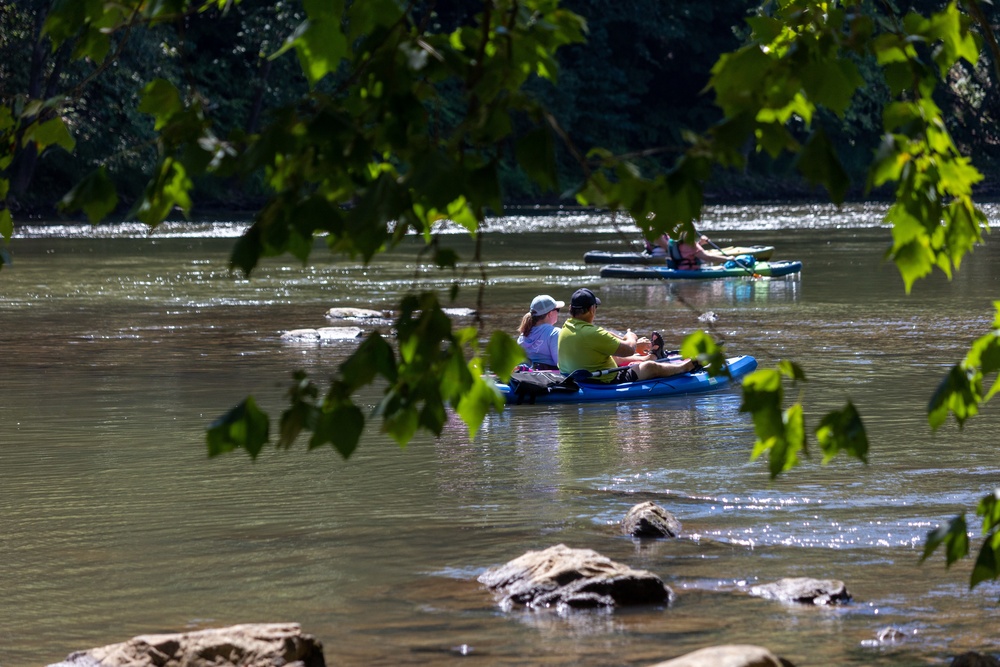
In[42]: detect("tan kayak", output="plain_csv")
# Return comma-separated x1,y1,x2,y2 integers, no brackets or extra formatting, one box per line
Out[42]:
583,244,775,265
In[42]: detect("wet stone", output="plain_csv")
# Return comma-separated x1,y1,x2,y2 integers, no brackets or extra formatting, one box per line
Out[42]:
622,501,682,538
749,577,851,605
47,623,326,667
646,643,795,667
478,543,672,611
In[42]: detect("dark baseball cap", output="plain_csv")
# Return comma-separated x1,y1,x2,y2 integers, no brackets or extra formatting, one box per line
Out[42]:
570,288,601,309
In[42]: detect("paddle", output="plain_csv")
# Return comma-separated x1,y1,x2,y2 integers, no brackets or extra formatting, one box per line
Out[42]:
699,234,761,278
568,355,702,383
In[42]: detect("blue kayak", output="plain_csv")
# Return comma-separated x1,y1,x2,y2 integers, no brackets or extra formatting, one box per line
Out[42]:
599,260,802,280
494,355,757,404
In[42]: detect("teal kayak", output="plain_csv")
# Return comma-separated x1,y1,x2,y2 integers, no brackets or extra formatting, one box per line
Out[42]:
599,260,802,280
584,245,775,265
494,355,757,405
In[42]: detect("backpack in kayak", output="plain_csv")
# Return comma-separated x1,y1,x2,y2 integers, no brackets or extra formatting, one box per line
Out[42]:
723,255,756,269
507,371,579,404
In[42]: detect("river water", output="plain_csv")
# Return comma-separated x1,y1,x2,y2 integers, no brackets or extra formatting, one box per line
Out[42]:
2,203,1000,666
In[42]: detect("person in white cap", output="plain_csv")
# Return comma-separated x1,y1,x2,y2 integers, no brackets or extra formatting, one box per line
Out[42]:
516,294,565,370
557,287,694,382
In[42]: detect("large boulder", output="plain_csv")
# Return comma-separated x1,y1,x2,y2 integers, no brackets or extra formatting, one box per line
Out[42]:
647,644,795,667
48,623,325,667
478,543,673,610
749,577,851,605
623,501,682,538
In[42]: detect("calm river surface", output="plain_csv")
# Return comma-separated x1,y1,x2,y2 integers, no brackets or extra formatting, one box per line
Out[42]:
3,203,1000,666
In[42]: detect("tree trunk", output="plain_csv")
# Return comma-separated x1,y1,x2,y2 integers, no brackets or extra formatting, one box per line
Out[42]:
245,57,272,135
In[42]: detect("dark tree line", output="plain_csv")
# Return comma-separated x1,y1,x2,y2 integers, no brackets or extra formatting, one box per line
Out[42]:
2,0,998,216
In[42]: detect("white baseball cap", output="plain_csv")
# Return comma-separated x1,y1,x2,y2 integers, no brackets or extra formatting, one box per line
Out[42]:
529,294,565,316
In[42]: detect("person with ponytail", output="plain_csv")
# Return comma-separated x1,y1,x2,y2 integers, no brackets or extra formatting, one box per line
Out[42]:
516,294,565,370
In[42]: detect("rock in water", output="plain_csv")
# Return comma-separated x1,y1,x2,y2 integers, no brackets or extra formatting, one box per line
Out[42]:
280,327,364,342
951,653,1000,667
646,644,795,667
325,307,385,320
622,501,682,538
48,623,326,667
749,577,851,605
478,543,672,610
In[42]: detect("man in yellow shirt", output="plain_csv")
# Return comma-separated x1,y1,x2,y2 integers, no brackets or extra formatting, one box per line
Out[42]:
557,288,695,383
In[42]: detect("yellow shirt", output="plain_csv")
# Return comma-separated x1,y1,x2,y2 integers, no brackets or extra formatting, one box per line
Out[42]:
557,318,621,378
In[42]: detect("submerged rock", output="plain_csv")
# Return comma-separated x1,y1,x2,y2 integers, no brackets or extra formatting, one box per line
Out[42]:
442,307,477,318
860,626,907,648
749,577,851,605
478,543,672,610
280,327,364,343
48,623,325,667
647,644,795,667
325,307,385,320
951,653,1000,667
622,501,682,538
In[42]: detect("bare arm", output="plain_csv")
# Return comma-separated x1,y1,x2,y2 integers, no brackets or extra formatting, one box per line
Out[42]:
613,330,650,357
693,237,726,264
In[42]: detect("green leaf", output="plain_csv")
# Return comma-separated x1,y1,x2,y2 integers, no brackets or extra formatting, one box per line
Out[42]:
454,372,504,441
795,128,850,204
979,490,1000,526
277,370,319,448
293,18,349,85
139,79,183,130
777,360,806,382
72,25,111,62
137,158,193,227
927,364,980,430
381,399,420,447
887,204,936,293
680,330,726,375
487,330,526,382
710,46,771,117
971,491,1000,588
801,58,864,117
970,535,1000,589
340,333,398,388
922,514,969,566
815,401,869,464
346,0,404,40
43,0,102,44
58,167,118,223
0,207,12,242
312,404,365,458
206,397,270,459
34,117,75,152
230,224,263,276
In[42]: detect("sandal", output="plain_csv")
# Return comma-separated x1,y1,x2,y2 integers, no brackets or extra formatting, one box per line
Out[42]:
650,331,666,360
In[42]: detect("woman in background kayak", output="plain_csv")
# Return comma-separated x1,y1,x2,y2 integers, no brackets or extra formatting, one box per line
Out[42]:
646,233,726,269
517,294,564,370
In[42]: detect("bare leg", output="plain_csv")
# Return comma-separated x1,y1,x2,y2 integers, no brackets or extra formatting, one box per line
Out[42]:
634,358,695,380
